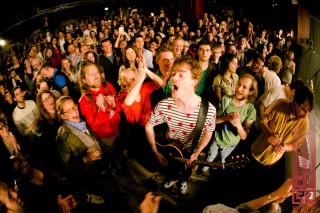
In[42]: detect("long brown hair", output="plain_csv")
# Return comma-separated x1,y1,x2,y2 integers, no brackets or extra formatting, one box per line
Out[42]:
36,90,58,125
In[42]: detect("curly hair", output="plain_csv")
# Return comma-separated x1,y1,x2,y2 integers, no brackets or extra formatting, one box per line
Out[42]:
172,56,203,90
267,55,283,73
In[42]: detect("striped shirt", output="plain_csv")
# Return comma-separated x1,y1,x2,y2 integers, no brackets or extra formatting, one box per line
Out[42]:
149,97,216,148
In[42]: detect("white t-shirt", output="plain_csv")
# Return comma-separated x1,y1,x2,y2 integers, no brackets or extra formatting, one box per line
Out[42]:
254,84,287,130
264,67,281,92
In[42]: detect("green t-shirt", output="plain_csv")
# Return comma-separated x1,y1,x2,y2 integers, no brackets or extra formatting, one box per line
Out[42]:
215,96,256,146
195,67,208,96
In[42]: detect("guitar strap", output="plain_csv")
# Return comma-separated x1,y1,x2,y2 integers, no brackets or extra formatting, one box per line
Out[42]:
191,98,209,153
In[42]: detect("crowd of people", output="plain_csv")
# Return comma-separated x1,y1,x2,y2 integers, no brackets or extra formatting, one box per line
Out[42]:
0,3,318,213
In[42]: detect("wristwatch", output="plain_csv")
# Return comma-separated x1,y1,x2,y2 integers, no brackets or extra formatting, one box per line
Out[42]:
267,193,272,200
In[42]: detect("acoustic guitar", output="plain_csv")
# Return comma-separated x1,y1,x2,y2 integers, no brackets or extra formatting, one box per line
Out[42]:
155,137,250,169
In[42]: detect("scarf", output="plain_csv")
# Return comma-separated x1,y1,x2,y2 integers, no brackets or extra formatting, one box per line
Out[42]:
64,120,87,132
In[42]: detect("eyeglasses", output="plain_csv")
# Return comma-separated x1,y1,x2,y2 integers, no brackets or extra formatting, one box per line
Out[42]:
63,104,78,114
42,94,53,103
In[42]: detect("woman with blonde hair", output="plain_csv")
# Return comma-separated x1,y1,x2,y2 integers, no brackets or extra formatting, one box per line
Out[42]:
117,54,163,168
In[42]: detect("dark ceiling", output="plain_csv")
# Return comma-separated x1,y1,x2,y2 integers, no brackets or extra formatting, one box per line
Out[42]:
0,0,319,42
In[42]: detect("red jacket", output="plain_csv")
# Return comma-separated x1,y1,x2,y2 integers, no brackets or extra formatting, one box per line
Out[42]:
119,81,159,126
79,82,121,138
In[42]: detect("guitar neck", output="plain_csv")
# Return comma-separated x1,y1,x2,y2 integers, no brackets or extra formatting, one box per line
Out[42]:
174,157,225,168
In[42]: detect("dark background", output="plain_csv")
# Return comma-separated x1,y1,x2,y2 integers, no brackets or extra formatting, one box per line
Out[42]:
0,0,319,42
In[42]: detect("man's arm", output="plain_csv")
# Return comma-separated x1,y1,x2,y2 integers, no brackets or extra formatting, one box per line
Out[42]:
145,121,158,154
236,119,254,140
61,85,69,96
191,130,213,158
26,118,41,134
145,121,168,167
55,75,70,96
241,178,292,211
259,100,282,146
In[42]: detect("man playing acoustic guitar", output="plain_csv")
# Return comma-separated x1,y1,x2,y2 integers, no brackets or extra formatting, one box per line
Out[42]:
145,56,216,194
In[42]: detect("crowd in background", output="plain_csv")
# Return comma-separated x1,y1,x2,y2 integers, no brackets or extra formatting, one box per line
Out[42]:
0,2,316,213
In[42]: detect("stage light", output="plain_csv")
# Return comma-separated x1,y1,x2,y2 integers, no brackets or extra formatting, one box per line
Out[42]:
0,39,5,47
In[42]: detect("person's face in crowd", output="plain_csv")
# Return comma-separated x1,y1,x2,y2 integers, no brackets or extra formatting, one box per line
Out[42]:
251,58,264,72
150,41,158,50
198,44,212,61
66,33,72,41
90,31,96,38
173,39,184,57
126,48,137,62
227,45,237,55
24,60,32,68
58,32,64,39
183,41,189,54
86,52,95,63
62,59,71,70
175,26,181,33
139,31,146,39
104,28,109,36
45,49,53,58
134,37,145,50
288,52,294,61
0,182,24,212
177,31,184,38
67,44,76,54
42,92,55,112
72,39,79,48
40,67,52,80
123,68,139,90
60,99,81,123
82,64,101,89
101,40,113,55
239,38,247,48
212,48,222,61
227,57,238,73
10,70,17,79
235,76,253,101
157,51,174,75
98,31,105,39
293,99,311,119
13,88,25,103
0,121,9,138
81,45,90,56
267,42,273,52
171,62,197,98
119,40,127,49
39,81,49,92
168,36,175,44
168,27,175,35
148,30,155,38
5,91,14,104
0,85,4,93
87,23,93,30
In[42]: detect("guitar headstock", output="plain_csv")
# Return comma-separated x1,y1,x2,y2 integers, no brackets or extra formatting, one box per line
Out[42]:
224,154,250,169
